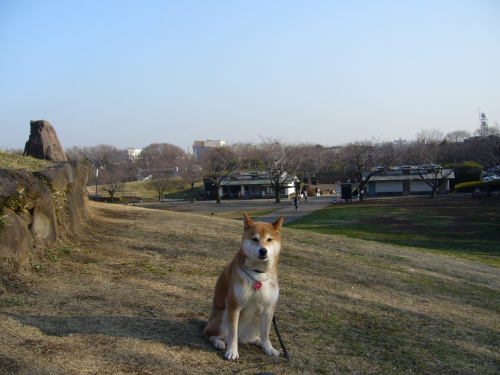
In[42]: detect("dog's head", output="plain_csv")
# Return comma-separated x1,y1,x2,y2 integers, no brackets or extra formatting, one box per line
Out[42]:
241,213,285,265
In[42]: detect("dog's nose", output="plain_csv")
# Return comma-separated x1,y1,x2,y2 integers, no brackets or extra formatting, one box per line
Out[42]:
259,248,268,257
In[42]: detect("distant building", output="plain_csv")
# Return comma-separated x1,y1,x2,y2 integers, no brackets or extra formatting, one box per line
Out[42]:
124,148,142,160
216,171,298,199
393,138,408,146
363,166,454,196
463,135,495,143
192,140,225,158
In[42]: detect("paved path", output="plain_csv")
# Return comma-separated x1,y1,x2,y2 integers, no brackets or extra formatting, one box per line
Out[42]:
257,195,333,224
133,195,335,225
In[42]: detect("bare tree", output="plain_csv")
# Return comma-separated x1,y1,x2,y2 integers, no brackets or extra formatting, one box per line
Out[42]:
139,143,185,173
148,170,174,201
470,124,500,168
121,157,140,182
202,147,241,204
403,130,455,198
415,129,445,144
65,146,87,161
473,122,500,138
445,130,471,143
99,166,125,202
89,144,124,169
181,157,205,198
337,139,395,201
66,144,127,197
256,137,302,203
490,133,500,167
229,142,262,171
294,144,328,188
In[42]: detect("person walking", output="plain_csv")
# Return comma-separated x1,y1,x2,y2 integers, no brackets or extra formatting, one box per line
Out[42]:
303,189,308,202
293,196,298,210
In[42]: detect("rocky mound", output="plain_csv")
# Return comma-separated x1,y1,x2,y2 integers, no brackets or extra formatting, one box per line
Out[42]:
0,161,88,273
23,120,68,162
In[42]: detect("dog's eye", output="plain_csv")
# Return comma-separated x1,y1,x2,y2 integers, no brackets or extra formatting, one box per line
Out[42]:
267,238,273,242
252,238,259,242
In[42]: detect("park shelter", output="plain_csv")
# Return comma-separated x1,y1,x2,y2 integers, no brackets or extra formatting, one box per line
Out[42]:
363,166,455,196
218,172,298,199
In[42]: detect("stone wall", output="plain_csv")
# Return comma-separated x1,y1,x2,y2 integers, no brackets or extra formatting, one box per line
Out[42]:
0,161,88,272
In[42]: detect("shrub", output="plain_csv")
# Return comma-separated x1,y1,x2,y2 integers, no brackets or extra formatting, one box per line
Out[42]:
454,179,500,193
90,196,122,203
446,161,483,186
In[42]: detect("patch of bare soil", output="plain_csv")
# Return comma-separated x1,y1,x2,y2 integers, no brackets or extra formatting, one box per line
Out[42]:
1,201,499,374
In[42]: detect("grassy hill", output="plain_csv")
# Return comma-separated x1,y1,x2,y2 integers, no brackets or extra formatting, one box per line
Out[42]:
0,149,56,171
1,200,498,374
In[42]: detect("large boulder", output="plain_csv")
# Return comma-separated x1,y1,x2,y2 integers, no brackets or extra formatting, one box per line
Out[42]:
23,120,68,162
0,162,88,263
0,169,17,206
1,160,89,278
34,161,88,232
4,169,59,242
0,208,33,272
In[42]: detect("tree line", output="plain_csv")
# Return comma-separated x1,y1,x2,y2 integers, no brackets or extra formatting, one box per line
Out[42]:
64,124,500,202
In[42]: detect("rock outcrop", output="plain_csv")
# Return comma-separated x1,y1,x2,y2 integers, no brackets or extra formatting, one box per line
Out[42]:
23,120,68,162
0,169,17,206
0,161,88,272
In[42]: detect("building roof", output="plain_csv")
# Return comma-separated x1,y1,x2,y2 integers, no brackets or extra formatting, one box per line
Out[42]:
221,172,297,186
364,169,455,181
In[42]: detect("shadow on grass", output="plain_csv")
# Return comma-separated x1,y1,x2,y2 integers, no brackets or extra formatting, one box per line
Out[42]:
3,313,207,350
287,197,500,263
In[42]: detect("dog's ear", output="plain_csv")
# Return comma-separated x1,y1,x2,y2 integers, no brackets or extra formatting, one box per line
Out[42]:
243,212,254,228
272,216,285,231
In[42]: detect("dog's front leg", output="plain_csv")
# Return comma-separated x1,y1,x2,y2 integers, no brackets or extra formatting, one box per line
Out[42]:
260,309,280,357
224,307,240,360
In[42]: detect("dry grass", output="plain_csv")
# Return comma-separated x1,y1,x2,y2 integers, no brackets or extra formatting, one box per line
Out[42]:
0,201,499,374
0,150,57,171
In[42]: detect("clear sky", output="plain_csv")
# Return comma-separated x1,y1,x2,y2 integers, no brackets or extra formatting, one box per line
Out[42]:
1,0,499,152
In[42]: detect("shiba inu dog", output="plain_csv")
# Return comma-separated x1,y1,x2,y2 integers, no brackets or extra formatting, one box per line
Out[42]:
204,213,285,360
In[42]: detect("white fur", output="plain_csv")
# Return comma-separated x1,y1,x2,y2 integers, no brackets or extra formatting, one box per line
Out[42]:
203,214,284,360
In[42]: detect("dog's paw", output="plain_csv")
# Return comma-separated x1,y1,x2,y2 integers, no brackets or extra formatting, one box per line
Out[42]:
224,349,239,360
264,347,280,357
213,339,225,351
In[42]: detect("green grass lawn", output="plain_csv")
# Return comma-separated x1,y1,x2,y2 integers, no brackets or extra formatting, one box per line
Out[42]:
287,197,500,265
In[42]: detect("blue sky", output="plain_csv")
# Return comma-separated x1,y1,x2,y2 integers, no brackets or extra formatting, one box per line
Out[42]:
1,0,499,152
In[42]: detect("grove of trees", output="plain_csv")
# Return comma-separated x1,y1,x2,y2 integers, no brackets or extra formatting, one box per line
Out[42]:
63,123,500,202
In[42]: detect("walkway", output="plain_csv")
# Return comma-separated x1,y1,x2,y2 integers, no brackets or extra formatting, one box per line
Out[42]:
133,195,335,225
257,195,333,225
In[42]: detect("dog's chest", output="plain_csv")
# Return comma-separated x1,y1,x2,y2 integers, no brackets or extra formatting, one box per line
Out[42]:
233,278,278,309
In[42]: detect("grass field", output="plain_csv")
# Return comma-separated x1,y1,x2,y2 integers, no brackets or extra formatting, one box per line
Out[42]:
116,180,205,201
287,196,500,266
1,196,498,374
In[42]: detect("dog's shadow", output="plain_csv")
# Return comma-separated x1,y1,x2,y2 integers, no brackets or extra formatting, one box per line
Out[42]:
3,312,207,350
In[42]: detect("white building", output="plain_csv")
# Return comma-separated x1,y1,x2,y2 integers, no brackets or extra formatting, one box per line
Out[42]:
217,171,298,199
125,148,142,160
192,140,225,158
363,166,454,196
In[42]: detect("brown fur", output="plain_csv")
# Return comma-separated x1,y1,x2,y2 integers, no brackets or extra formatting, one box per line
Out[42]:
204,213,285,360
